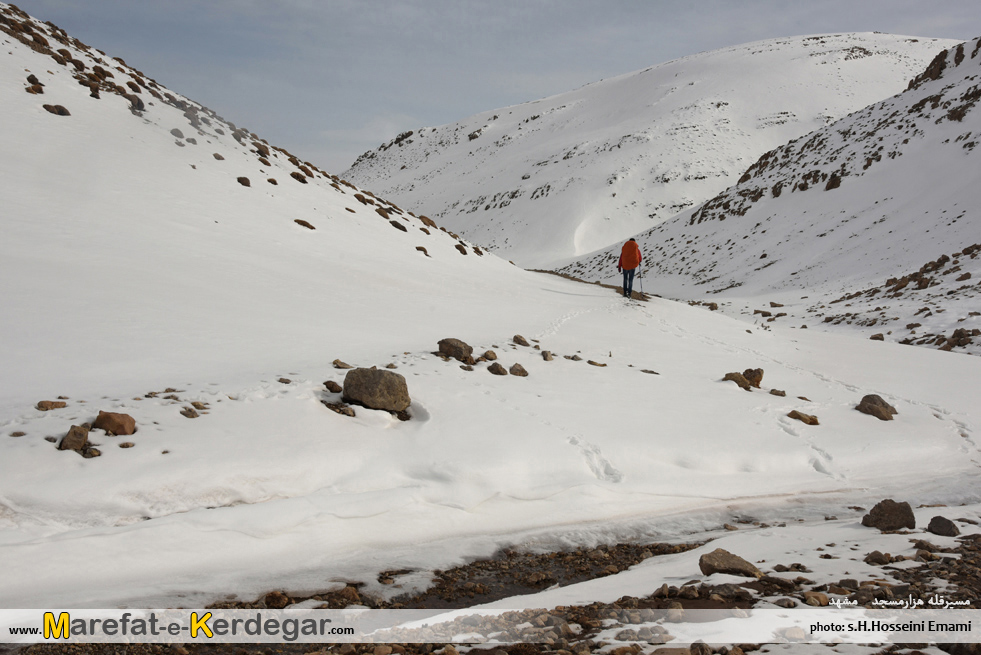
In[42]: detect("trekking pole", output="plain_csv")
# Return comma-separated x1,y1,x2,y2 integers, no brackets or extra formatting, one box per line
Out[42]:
639,266,644,296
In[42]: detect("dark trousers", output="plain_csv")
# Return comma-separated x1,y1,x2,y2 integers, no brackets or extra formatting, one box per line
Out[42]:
622,268,635,297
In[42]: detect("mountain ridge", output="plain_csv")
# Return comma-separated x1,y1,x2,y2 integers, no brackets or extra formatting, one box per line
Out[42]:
343,32,957,267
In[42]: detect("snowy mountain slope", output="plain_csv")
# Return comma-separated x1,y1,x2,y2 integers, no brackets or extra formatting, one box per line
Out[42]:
0,1,505,407
562,37,981,356
2,4,981,616
343,33,956,268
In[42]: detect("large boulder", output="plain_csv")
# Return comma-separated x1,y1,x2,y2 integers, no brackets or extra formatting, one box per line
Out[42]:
342,368,411,412
438,338,473,362
856,395,898,421
927,516,960,537
698,548,763,579
861,499,915,531
93,410,136,435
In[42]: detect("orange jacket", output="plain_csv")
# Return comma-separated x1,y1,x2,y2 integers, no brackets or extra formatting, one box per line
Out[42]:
618,240,642,270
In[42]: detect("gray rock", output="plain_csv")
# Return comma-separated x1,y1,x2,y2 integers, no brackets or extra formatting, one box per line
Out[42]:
927,516,960,537
342,368,411,412
698,548,763,578
862,499,915,531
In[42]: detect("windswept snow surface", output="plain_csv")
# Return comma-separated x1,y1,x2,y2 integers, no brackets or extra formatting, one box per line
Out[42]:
344,33,956,268
1,6,980,611
564,37,981,356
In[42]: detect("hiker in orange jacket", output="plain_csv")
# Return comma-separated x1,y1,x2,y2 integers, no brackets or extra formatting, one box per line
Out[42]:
617,238,642,298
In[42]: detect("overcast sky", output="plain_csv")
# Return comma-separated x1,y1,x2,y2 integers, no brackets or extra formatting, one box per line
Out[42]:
14,1,981,173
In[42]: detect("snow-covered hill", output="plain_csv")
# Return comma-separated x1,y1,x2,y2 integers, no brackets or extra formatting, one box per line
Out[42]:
2,2,981,626
563,37,981,356
343,33,955,268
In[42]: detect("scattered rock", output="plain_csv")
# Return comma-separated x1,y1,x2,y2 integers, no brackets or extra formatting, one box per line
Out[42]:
856,394,898,421
787,410,819,425
82,448,102,459
324,380,342,393
770,389,786,397
342,368,411,412
864,550,891,565
332,359,354,369
180,407,199,419
294,219,315,230
641,369,659,375
264,591,289,609
742,368,764,388
9,432,26,438
438,338,473,362
870,333,884,341
488,363,508,376
928,516,960,537
170,128,184,139
93,410,136,435
587,360,607,367
803,591,829,606
44,436,57,443
119,442,135,449
323,402,355,417
42,104,70,116
512,335,530,347
415,246,429,256
542,351,553,361
483,350,497,361
862,499,915,531
36,400,67,411
278,377,292,384
566,354,583,361
59,425,89,451
213,153,224,160
698,548,763,578
385,363,397,369
460,365,474,371
509,363,529,377
236,176,250,187
723,372,753,391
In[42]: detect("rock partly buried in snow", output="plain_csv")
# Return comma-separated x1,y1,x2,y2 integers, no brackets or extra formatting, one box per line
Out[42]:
483,350,497,361
324,381,342,393
59,425,89,451
438,338,473,362
856,394,898,421
342,368,411,412
36,400,67,411
787,410,819,425
488,363,508,376
928,515,960,537
742,368,764,388
513,335,530,347
509,363,529,377
870,333,885,341
542,351,554,361
332,359,354,369
723,372,753,391
862,499,915,531
93,410,136,435
698,548,763,579
770,389,787,397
